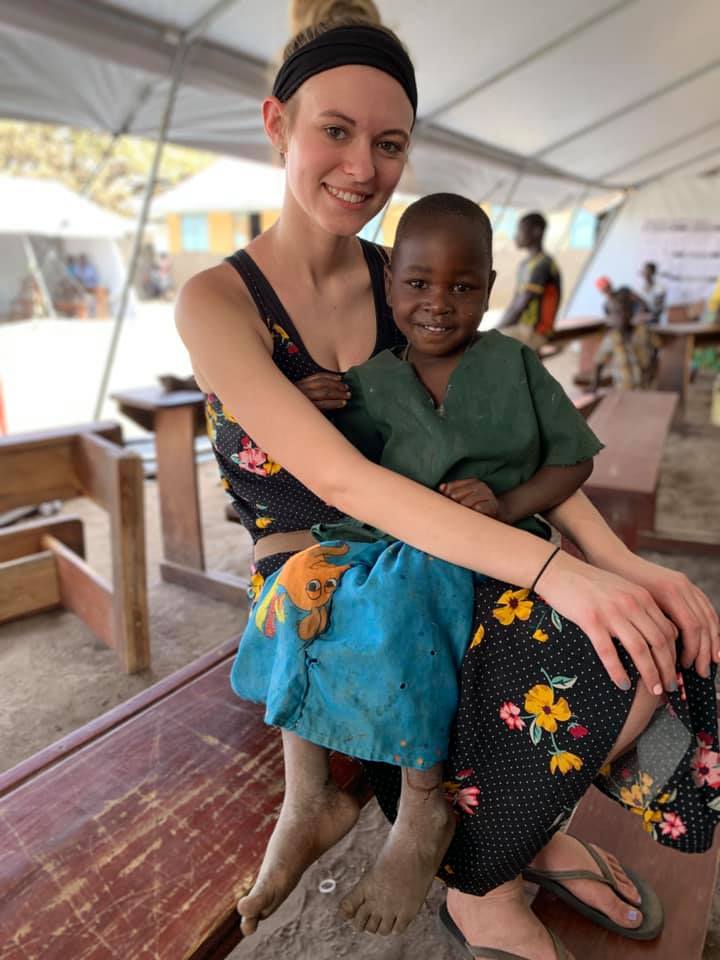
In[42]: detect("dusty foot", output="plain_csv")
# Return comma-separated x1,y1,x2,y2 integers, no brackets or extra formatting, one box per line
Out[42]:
339,784,455,936
446,882,576,960
529,832,643,931
237,783,360,936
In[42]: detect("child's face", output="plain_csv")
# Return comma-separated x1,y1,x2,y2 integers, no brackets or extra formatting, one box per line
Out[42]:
387,219,495,360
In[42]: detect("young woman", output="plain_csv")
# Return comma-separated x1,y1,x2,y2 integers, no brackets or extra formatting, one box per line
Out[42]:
177,3,719,957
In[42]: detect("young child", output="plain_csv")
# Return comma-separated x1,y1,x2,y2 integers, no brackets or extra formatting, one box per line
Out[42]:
593,286,660,390
233,194,603,937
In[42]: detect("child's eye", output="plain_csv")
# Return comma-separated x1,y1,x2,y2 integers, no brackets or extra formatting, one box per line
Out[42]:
408,279,427,289
452,283,471,293
377,140,404,156
324,126,347,140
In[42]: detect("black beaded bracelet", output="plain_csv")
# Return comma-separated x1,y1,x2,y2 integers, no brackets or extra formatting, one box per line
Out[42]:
531,546,561,593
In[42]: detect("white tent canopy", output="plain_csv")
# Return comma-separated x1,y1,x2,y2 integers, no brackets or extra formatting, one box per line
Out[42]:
0,176,132,238
2,0,719,210
568,176,720,316
149,156,286,215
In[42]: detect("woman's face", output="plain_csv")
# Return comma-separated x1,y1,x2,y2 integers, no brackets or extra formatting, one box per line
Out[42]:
278,65,413,236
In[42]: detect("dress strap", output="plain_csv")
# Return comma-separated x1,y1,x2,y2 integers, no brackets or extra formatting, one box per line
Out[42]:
224,250,275,332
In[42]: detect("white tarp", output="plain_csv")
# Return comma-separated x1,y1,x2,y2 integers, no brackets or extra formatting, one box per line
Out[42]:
567,176,720,315
0,177,132,315
1,0,718,210
149,156,286,215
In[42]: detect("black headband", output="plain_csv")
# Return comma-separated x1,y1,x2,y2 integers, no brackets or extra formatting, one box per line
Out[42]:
272,25,417,118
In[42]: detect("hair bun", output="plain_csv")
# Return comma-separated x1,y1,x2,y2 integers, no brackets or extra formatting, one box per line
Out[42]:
289,0,382,35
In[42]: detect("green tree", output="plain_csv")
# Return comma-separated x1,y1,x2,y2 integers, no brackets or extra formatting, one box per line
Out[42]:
0,121,213,215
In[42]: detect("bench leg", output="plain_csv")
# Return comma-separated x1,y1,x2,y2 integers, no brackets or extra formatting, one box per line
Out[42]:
109,454,150,673
155,406,205,571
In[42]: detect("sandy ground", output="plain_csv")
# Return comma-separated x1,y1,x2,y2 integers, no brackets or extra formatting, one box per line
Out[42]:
1,314,720,956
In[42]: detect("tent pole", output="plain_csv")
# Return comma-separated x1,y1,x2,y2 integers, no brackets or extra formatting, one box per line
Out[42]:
92,0,245,419
492,167,526,232
92,43,189,419
561,194,628,318
22,235,56,320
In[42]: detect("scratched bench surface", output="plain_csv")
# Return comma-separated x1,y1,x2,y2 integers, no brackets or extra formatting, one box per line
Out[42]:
0,660,283,960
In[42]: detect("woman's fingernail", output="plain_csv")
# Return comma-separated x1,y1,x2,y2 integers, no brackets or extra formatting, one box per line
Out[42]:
627,910,640,922
619,679,631,691
653,683,663,695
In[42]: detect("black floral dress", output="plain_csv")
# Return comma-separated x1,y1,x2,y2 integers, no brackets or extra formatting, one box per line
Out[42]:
208,242,720,897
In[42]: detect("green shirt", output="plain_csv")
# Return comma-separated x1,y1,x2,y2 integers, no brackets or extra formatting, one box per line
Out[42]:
334,330,603,540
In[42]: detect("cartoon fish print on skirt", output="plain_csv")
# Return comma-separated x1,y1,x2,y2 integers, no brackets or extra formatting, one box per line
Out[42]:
255,543,351,641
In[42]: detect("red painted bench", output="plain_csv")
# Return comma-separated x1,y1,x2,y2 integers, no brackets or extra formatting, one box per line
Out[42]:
1,636,717,959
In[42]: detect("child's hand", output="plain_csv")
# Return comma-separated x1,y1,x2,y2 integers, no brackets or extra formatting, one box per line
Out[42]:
439,479,500,517
296,374,351,411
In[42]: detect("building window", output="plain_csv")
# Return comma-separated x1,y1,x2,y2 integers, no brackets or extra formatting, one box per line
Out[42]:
570,209,596,250
181,214,209,252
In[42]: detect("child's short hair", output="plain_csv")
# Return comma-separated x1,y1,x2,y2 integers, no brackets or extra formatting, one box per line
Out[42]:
394,193,493,267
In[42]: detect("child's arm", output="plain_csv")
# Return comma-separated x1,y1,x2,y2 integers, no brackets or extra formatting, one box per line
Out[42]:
440,462,593,523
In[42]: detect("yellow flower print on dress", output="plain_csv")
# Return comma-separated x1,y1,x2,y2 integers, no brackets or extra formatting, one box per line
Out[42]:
533,628,549,642
493,588,534,625
256,516,274,529
503,670,587,777
470,624,485,649
263,458,282,476
525,684,571,733
248,571,265,603
550,752,583,775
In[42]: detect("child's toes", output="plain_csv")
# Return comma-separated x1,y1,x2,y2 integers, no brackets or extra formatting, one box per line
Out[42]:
339,886,365,919
352,902,373,932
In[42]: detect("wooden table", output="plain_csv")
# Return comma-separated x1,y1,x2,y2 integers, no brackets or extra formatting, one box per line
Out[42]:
585,391,678,550
111,386,247,606
653,322,720,409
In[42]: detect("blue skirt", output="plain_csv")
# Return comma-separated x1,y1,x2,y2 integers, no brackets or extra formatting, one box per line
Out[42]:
231,538,475,768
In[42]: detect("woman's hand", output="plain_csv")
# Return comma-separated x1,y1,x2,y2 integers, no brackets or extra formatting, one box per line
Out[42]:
538,553,681,697
590,551,720,679
295,373,350,411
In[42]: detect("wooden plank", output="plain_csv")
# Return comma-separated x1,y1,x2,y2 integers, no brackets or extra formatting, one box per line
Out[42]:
43,534,113,648
587,392,678,496
108,452,150,673
0,420,122,452
74,432,133,512
0,639,239,797
0,660,284,960
637,528,720,556
0,515,84,563
655,334,692,407
161,560,249,607
0,444,80,512
534,786,720,959
0,551,60,623
155,405,206,570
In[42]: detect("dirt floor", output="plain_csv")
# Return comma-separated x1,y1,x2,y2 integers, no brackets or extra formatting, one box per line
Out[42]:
1,366,720,958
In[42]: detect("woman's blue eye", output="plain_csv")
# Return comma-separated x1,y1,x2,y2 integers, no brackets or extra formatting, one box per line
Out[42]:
378,140,403,156
325,126,346,140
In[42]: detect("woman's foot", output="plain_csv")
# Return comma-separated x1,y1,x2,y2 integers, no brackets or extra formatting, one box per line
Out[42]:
237,782,360,936
528,833,643,931
339,774,455,935
446,882,576,960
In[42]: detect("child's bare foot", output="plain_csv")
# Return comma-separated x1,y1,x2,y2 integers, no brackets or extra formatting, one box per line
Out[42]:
339,770,455,935
237,782,359,936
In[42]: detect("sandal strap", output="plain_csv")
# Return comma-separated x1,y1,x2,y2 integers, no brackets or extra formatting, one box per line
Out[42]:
525,837,617,888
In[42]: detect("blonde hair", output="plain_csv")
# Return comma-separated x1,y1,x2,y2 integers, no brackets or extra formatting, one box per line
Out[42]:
284,0,401,62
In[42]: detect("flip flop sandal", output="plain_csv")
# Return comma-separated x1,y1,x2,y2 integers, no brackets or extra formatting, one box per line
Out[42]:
522,837,664,941
438,901,570,959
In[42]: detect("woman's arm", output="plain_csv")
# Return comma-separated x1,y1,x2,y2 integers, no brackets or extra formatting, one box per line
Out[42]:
176,273,679,694
546,490,720,676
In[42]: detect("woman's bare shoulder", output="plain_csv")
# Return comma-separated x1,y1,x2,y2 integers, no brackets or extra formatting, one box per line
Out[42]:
175,262,271,392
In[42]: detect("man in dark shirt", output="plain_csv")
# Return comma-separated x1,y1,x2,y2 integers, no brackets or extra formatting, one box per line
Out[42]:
499,212,561,350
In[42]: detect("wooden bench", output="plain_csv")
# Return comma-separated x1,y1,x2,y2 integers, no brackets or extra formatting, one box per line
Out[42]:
1,638,717,959
111,386,248,607
0,422,149,672
653,322,720,412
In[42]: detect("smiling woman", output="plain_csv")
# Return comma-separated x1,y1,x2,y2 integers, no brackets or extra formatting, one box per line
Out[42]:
175,1,720,957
